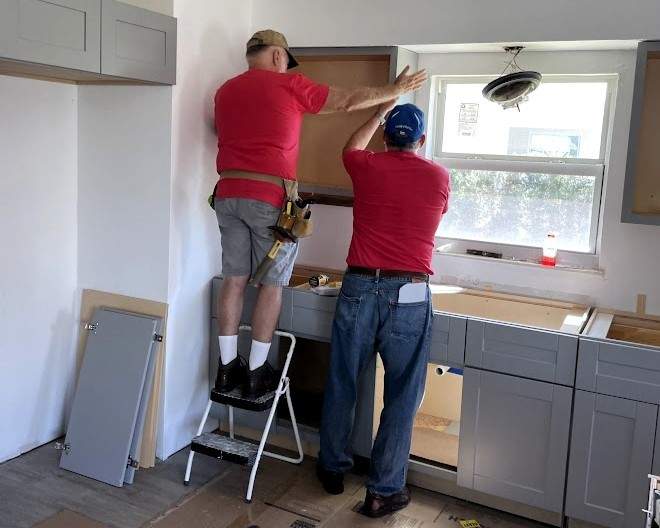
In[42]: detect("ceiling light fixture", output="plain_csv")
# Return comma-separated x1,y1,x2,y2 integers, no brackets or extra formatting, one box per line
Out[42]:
482,46,542,111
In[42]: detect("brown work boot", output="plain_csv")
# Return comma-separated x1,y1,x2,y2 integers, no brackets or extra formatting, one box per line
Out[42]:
214,356,246,393
358,487,411,518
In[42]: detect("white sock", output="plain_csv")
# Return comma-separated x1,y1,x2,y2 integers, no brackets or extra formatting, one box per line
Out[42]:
218,335,238,365
249,339,271,371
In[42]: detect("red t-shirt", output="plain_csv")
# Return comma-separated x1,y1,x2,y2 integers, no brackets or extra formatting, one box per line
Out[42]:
343,150,450,275
214,69,329,207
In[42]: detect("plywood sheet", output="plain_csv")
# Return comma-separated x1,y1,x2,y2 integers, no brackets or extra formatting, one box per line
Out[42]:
432,289,589,333
608,324,660,347
411,423,459,468
78,289,168,468
584,310,660,348
633,54,660,214
296,55,391,191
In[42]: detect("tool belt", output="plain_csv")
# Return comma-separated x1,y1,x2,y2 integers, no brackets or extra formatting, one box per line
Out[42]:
210,170,313,241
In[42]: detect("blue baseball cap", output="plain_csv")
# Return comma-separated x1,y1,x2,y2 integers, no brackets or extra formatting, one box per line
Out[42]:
384,103,425,146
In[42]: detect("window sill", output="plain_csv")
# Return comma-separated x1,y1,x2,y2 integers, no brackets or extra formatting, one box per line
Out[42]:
434,249,605,276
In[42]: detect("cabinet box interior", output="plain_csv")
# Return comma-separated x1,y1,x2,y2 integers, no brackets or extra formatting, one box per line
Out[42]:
632,50,660,215
585,310,660,348
295,54,391,195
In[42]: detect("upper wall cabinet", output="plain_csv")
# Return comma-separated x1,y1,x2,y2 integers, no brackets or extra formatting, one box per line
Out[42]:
290,47,418,203
0,0,176,84
622,41,660,225
0,0,101,72
101,0,176,85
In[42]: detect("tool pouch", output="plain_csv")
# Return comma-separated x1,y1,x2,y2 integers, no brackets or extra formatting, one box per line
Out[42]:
279,180,313,240
208,181,219,210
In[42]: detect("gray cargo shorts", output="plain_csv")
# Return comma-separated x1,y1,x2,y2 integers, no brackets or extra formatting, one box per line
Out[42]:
215,198,298,286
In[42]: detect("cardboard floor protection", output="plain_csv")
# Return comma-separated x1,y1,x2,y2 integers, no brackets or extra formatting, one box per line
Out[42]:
33,510,107,528
144,454,547,528
263,465,364,524
434,500,542,528
146,459,457,527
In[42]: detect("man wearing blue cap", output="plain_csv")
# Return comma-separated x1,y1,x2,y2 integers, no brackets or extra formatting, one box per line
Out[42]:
317,96,451,517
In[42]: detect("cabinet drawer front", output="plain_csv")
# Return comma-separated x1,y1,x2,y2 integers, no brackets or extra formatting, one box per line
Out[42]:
577,338,660,404
290,290,337,341
566,391,656,528
458,368,571,512
0,0,101,72
430,312,466,366
466,320,577,385
101,0,176,84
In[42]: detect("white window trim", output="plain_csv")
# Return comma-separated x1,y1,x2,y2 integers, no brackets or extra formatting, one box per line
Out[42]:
431,74,616,266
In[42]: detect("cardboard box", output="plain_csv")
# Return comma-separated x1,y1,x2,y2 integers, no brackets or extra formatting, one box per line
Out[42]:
33,510,107,528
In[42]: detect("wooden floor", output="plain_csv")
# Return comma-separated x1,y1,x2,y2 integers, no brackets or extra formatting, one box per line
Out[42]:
0,441,548,528
0,440,225,528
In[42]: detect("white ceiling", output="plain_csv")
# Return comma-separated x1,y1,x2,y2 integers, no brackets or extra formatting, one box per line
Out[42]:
403,40,639,54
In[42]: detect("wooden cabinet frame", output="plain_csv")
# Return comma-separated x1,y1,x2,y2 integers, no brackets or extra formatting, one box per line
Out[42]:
622,40,660,225
290,46,407,205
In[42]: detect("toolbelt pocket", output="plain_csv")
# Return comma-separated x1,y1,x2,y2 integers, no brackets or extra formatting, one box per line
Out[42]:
273,200,313,241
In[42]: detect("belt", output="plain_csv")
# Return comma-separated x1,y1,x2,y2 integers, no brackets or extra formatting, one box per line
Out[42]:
346,266,429,282
219,170,284,186
219,170,298,201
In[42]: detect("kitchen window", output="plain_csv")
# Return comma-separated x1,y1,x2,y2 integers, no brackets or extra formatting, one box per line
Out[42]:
433,76,614,260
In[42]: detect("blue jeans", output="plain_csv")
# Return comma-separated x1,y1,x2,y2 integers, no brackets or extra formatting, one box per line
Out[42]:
319,272,432,496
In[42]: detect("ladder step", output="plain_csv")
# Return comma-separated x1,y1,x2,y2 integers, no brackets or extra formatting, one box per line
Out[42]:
211,386,277,412
191,433,259,466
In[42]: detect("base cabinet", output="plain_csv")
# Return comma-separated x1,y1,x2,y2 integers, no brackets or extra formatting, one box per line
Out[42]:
566,390,657,528
458,368,571,512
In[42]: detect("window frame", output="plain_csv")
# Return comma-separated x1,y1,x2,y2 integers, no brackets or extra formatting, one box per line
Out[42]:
432,74,616,258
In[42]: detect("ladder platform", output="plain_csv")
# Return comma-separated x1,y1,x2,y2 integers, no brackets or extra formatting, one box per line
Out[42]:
190,433,258,466
210,386,277,412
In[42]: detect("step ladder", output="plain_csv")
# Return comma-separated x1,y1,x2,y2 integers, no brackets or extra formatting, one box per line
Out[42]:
645,474,660,528
183,325,304,502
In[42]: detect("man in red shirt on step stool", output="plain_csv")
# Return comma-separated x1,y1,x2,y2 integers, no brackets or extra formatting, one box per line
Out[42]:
213,30,427,398
317,102,451,518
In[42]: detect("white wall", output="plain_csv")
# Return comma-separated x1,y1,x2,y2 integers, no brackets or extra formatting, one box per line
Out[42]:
160,0,253,458
251,0,660,47
0,76,78,462
299,50,660,315
78,86,173,462
78,86,173,303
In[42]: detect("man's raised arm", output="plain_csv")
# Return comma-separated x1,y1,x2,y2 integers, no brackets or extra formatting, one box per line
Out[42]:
320,66,426,114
